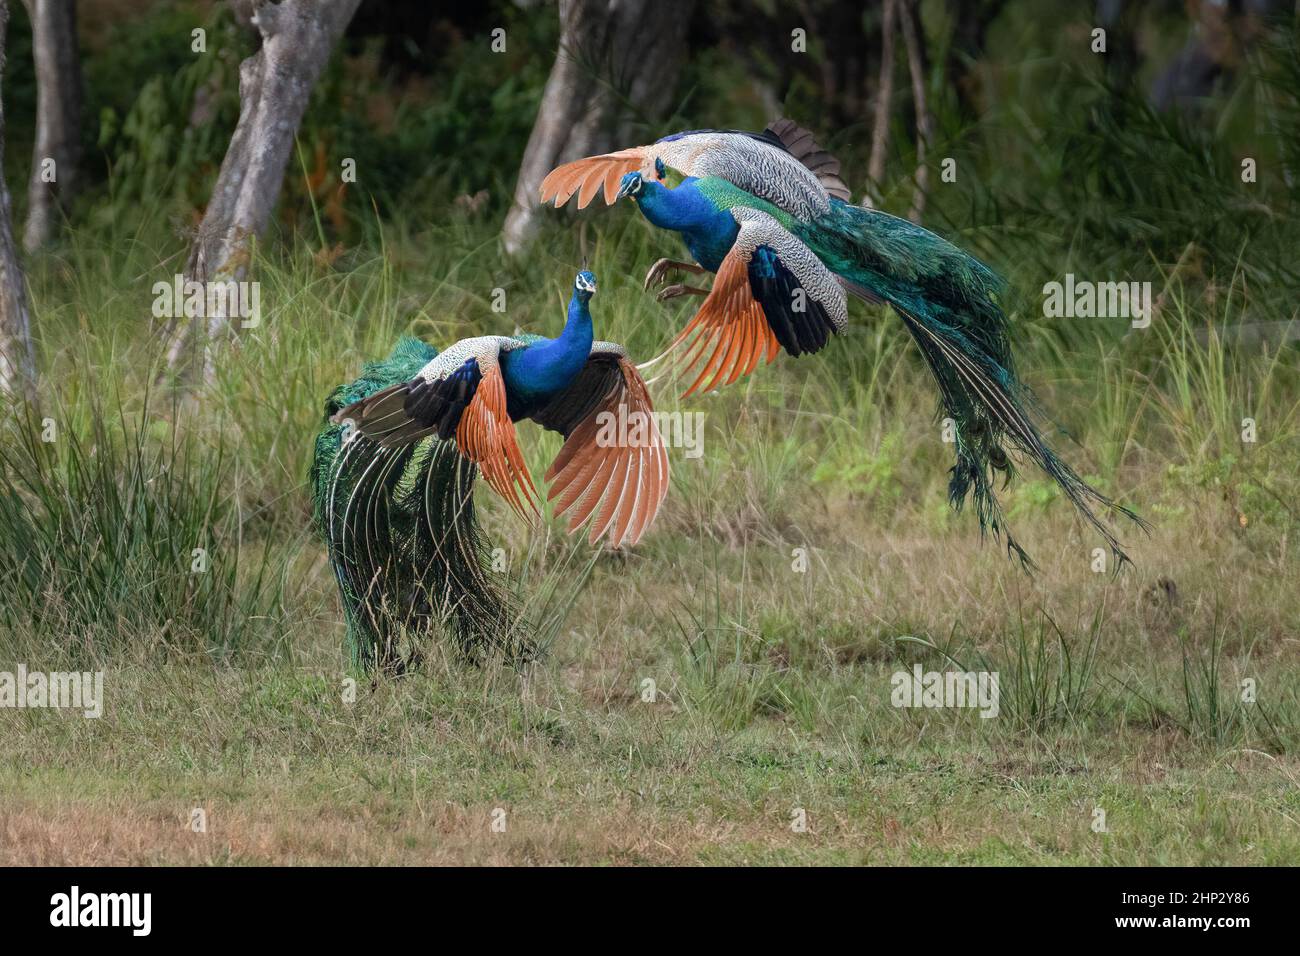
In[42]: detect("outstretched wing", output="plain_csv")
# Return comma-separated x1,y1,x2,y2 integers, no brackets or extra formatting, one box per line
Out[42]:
528,345,669,548
539,120,845,221
332,336,539,520
652,207,848,397
540,148,646,209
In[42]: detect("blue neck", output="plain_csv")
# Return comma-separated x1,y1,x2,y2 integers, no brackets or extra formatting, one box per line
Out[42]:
635,179,738,273
635,178,714,230
562,291,594,346
502,290,594,404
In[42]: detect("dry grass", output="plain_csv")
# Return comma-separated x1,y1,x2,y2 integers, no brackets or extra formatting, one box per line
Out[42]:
2,489,1298,865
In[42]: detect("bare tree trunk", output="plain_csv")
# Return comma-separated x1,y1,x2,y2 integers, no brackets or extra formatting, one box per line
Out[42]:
0,1,37,402
501,0,695,256
944,0,1004,119
22,0,80,253
899,0,932,223
866,0,897,200
164,0,360,386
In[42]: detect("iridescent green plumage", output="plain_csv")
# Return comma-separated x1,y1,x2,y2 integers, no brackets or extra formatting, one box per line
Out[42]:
795,198,1147,568
657,171,1147,567
310,337,522,671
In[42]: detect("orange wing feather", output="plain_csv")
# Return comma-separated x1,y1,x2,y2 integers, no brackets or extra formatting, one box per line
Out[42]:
544,359,669,547
653,250,781,398
539,149,646,209
455,364,540,521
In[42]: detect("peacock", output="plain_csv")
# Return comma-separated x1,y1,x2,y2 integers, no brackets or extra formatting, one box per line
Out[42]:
539,122,1146,568
312,271,669,671
539,119,851,221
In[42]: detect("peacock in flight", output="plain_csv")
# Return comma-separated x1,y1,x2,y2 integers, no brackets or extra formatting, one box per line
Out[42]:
312,271,669,671
540,122,1147,568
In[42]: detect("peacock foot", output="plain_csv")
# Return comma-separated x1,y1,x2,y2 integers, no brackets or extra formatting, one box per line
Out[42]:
656,283,710,302
643,257,706,292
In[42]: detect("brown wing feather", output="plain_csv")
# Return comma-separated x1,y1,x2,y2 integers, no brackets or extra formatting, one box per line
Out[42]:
587,446,634,543
544,359,669,548
649,250,781,398
455,364,539,521
539,149,646,208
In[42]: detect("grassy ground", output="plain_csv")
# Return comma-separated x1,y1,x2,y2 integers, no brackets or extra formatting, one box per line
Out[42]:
1,196,1297,864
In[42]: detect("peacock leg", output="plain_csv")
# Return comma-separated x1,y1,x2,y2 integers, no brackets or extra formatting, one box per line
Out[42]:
644,257,706,292
656,284,710,301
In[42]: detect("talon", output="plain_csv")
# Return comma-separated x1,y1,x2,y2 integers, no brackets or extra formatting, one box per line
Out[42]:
643,257,675,291
656,283,709,302
643,258,705,293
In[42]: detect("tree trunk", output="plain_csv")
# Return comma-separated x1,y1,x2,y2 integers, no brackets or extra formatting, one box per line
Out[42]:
22,0,81,253
866,0,897,200
0,1,38,402
501,0,695,256
164,0,361,386
899,0,932,223
944,0,1003,118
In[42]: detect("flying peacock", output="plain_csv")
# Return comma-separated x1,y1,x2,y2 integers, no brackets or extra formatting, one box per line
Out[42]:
312,271,670,671
539,122,1147,568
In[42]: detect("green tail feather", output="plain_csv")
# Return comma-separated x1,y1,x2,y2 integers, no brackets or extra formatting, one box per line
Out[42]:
310,337,525,670
803,201,1148,568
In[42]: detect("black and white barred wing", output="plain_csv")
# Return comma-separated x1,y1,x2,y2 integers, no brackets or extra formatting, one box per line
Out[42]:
648,208,848,397
540,120,849,222
332,336,539,518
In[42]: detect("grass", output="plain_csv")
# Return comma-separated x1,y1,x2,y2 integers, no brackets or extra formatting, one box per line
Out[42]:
0,203,1296,863
2,10,1299,861
3,638,1299,864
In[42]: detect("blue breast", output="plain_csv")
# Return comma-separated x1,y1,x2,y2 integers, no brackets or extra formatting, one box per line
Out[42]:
500,300,593,419
683,220,740,273
639,180,739,274
503,344,584,400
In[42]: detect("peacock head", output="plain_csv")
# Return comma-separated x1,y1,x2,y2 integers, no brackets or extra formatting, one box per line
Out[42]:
616,170,645,201
574,270,597,303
